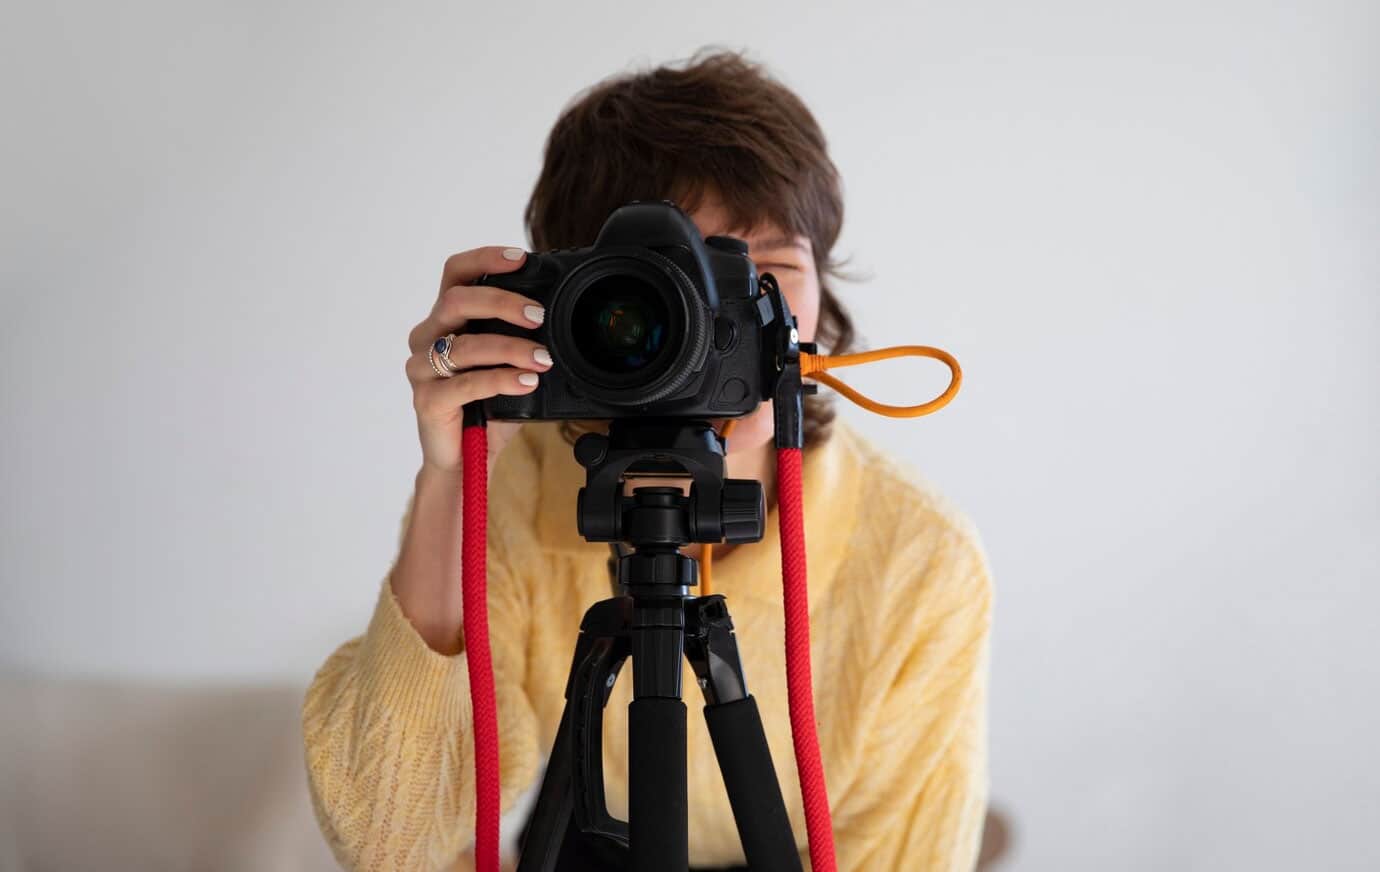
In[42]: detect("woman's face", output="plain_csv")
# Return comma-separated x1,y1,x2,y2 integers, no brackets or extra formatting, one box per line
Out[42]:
686,195,822,453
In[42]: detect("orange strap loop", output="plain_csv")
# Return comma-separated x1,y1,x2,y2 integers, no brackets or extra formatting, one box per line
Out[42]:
701,347,960,591
800,345,962,418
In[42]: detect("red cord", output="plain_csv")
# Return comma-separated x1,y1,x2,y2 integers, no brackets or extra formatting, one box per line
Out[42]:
462,423,501,872
777,446,838,872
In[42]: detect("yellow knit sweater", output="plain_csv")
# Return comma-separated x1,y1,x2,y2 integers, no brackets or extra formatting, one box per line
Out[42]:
302,418,993,871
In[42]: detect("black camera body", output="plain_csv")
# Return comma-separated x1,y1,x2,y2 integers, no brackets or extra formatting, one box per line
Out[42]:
471,200,775,421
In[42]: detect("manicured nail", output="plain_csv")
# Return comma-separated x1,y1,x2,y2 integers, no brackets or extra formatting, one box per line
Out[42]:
518,372,540,386
523,305,545,324
503,247,525,261
533,347,553,366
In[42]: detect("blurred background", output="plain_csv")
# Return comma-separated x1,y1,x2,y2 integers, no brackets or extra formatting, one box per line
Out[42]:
2,1,1376,870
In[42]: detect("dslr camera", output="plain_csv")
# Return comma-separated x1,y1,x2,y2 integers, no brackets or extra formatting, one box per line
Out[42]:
471,200,791,420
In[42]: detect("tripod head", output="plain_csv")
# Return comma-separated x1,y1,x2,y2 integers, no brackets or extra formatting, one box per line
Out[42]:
572,418,765,592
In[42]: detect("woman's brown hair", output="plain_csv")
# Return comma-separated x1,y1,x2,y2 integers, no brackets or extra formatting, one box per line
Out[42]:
524,48,857,446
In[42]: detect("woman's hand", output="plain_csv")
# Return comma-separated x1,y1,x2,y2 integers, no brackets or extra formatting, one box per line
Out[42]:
392,245,550,654
405,245,552,474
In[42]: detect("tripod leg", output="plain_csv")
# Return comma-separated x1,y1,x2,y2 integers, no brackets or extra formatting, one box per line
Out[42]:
687,596,803,872
629,697,688,872
519,598,633,871
704,697,802,871
516,708,575,872
627,605,689,872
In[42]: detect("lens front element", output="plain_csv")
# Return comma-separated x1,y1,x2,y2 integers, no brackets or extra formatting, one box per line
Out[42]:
573,275,670,375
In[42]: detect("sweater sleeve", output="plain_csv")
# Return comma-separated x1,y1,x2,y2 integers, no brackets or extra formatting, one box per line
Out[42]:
300,545,542,871
830,519,994,871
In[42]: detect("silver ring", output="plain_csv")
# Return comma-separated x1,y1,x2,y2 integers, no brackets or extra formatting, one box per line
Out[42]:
434,333,464,373
427,343,454,378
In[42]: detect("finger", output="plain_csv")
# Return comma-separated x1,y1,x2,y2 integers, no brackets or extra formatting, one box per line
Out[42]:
409,285,545,352
412,367,541,417
438,245,527,293
406,348,442,385
439,333,554,373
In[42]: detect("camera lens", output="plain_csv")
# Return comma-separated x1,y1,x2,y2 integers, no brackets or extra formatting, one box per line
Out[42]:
550,252,709,407
571,274,673,375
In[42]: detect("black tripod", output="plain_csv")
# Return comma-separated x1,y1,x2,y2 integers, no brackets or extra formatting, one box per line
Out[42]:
516,417,804,872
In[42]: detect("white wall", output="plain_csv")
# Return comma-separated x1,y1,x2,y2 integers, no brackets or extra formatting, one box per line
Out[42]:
2,1,1375,869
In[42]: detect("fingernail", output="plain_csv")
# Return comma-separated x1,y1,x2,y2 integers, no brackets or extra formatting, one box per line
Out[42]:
533,347,553,367
518,372,540,386
523,304,545,324
503,247,525,261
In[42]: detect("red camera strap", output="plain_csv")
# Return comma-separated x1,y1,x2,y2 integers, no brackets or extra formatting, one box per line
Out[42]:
461,424,501,872
776,444,837,871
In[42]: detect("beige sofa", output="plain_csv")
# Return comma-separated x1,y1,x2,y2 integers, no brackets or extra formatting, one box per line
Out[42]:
0,673,338,872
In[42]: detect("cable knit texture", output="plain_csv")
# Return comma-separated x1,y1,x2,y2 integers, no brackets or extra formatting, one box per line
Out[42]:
301,419,993,871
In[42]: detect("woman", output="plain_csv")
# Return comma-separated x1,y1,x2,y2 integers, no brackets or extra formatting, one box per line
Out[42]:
302,49,994,872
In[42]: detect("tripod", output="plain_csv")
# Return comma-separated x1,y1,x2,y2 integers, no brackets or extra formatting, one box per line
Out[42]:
516,417,804,872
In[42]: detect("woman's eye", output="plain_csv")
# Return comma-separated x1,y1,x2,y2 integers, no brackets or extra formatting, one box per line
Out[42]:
756,262,801,273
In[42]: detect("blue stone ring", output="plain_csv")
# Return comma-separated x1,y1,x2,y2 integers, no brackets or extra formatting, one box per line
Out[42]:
427,333,461,379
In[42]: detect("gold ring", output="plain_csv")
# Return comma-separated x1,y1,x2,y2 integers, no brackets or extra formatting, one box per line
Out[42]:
427,344,454,378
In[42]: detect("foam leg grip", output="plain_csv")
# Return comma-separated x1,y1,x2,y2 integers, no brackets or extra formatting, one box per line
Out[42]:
705,696,803,871
628,697,688,872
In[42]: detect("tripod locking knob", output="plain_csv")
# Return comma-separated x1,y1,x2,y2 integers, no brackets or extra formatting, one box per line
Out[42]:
721,479,766,544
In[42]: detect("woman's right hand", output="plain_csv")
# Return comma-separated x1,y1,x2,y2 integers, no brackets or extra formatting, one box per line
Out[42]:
405,245,552,474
